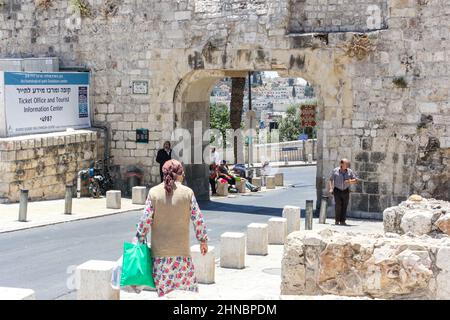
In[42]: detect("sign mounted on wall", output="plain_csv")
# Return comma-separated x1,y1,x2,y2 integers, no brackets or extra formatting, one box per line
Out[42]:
0,71,91,137
132,80,148,95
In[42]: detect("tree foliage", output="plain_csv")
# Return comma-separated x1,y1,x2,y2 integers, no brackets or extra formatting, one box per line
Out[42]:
210,103,231,146
278,105,301,142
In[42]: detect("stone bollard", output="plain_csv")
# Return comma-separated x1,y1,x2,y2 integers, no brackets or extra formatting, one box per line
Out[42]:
76,260,120,300
268,217,287,245
0,287,36,300
282,205,301,234
18,189,28,222
64,185,73,215
132,186,147,205
247,223,268,255
266,176,276,189
305,200,314,230
319,196,328,224
252,177,262,189
220,232,246,269
106,190,121,209
191,245,215,284
216,182,229,196
274,173,284,186
307,154,313,163
236,179,246,193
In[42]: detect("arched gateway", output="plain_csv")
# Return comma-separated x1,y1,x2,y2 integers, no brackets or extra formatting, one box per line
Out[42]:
0,0,448,215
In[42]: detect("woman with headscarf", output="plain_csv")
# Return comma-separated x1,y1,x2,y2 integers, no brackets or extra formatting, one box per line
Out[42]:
133,159,208,297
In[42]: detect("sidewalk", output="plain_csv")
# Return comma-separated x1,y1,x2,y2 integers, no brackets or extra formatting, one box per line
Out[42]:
0,197,145,233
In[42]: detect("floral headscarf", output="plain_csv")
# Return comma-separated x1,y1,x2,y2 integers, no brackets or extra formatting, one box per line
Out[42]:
162,159,184,194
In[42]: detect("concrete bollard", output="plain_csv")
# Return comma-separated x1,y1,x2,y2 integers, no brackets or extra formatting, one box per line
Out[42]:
220,232,246,269
307,154,313,163
252,177,262,188
247,223,268,255
274,173,284,186
216,182,229,196
305,200,314,230
18,189,28,222
64,185,73,215
106,190,121,209
266,176,276,189
132,186,147,205
268,217,287,245
319,196,328,224
236,179,246,193
0,287,36,300
191,245,215,284
282,205,301,234
76,260,120,300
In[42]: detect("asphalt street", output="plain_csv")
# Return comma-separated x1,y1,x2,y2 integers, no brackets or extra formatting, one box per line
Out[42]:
0,166,316,300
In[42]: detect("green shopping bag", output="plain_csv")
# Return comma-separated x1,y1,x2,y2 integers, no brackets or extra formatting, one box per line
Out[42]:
120,242,155,288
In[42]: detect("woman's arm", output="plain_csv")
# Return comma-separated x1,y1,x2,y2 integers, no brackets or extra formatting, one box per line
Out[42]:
133,194,154,244
190,194,208,254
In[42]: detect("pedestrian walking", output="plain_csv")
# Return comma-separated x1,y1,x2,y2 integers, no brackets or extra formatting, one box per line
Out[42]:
133,159,208,297
328,158,358,225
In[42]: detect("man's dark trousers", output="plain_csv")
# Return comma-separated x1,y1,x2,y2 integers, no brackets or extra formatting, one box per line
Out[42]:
334,187,350,223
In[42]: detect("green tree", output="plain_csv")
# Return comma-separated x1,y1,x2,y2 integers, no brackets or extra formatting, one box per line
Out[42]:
210,102,231,147
278,105,301,142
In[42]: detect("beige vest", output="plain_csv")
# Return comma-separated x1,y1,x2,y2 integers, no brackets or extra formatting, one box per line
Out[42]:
150,182,194,257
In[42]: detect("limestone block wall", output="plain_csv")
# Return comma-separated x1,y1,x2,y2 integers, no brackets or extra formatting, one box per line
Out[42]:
281,229,450,299
288,0,389,33
0,0,447,212
0,129,104,203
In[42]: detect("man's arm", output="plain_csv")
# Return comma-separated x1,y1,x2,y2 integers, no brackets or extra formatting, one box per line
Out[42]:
155,150,163,164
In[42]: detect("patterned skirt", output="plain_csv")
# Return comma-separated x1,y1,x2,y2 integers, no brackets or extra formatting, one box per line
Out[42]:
153,256,198,297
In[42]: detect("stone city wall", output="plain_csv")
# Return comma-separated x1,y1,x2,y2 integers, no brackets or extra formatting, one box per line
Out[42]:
0,129,104,202
0,0,448,210
288,0,388,33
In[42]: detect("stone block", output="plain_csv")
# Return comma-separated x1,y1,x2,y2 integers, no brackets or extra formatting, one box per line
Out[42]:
76,260,120,300
106,190,121,209
252,177,262,188
268,217,287,245
216,182,228,196
266,176,276,189
191,245,215,284
220,232,245,269
236,178,246,193
0,287,35,300
274,173,284,186
247,223,268,255
282,205,301,235
132,186,147,205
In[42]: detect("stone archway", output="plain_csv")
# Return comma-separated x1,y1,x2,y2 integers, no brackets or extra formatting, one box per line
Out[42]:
171,45,354,204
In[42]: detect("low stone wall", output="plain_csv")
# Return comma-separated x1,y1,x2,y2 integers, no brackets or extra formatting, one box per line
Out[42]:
0,129,104,203
383,195,450,236
281,229,450,299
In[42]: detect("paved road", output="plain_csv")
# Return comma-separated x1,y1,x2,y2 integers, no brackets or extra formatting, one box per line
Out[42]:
0,166,316,300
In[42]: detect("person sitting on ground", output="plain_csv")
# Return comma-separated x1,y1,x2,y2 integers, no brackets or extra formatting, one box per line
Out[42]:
218,160,236,186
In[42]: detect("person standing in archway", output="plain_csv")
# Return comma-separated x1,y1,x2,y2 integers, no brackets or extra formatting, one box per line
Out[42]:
328,158,359,226
156,141,172,182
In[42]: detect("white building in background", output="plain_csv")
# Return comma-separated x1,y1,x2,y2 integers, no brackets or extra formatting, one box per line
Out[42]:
210,72,315,124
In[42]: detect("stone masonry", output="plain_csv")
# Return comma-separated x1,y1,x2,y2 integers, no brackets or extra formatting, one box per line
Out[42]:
0,129,104,202
0,0,448,212
281,229,450,299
